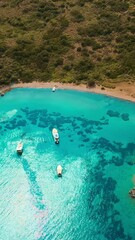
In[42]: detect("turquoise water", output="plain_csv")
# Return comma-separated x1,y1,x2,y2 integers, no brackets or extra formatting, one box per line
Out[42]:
0,88,135,240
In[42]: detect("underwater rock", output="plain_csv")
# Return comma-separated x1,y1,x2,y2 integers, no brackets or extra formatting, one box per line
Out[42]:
107,110,120,118
121,113,129,121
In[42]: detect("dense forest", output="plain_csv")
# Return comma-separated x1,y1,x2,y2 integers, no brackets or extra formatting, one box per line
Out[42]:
0,0,135,87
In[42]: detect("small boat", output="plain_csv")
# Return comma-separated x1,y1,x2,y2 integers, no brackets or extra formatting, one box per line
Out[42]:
52,128,59,144
57,165,62,177
129,187,135,198
1,92,4,97
52,87,56,92
16,142,23,154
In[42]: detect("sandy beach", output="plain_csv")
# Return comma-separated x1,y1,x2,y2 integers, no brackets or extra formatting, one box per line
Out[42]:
1,81,135,103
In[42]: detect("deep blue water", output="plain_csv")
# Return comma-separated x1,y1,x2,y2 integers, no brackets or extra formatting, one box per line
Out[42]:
0,88,135,240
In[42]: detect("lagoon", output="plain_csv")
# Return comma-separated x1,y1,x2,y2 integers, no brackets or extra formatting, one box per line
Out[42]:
0,88,135,240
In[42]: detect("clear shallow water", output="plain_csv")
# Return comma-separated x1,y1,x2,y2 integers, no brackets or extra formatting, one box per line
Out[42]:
0,88,135,240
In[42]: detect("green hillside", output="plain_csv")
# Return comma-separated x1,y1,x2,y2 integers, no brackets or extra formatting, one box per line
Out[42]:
0,0,135,87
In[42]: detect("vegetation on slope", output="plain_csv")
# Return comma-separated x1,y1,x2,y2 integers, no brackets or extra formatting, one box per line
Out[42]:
0,0,135,86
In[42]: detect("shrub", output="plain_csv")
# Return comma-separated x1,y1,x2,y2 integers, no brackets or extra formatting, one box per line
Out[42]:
76,73,89,81
60,35,71,46
20,71,34,82
90,72,102,81
77,0,85,7
67,55,74,61
39,71,52,81
8,17,24,27
60,4,65,8
77,47,81,52
77,27,88,36
54,58,63,67
87,24,102,37
81,48,89,57
128,24,135,34
10,0,23,7
36,50,49,69
116,34,135,53
37,2,59,22
101,87,105,90
63,65,72,71
87,79,96,88
60,17,69,29
0,45,7,54
121,50,135,74
81,38,92,47
74,59,94,73
105,66,123,79
109,0,129,12
70,10,85,23
82,38,102,50
16,39,33,46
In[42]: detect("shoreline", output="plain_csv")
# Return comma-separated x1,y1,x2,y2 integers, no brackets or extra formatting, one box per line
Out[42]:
1,81,135,103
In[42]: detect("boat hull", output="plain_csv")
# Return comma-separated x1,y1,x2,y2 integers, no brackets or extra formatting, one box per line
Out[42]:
52,128,59,144
16,143,23,155
57,165,62,177
52,87,56,92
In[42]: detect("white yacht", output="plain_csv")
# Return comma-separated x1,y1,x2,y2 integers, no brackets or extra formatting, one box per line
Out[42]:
57,165,62,177
52,87,56,92
52,128,59,144
16,142,23,154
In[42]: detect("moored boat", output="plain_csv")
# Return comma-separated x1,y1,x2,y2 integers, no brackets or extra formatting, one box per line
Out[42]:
16,142,23,154
129,187,135,198
52,87,56,92
52,128,59,144
1,92,4,97
57,165,62,177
